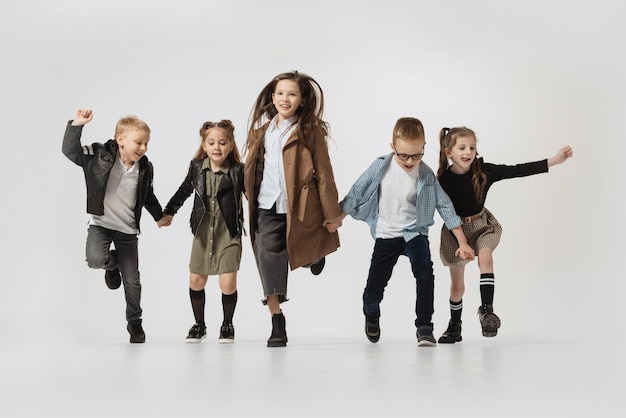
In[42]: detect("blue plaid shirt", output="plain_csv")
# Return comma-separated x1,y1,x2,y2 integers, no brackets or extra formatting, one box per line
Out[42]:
339,154,462,241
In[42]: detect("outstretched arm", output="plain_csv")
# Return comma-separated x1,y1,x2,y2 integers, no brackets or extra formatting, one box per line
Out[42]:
548,145,573,167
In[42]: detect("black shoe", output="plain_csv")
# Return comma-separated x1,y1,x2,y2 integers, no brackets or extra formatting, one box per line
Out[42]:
438,320,463,344
218,323,235,344
267,313,287,347
364,316,380,343
127,319,145,343
309,257,326,276
416,324,436,347
104,269,121,290
104,249,121,289
186,323,207,343
478,305,501,337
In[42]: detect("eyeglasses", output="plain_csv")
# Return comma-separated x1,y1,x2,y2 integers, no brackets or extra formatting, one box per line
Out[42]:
393,148,424,161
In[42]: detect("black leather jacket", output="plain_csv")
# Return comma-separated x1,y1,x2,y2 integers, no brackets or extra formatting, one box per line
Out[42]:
62,122,163,232
164,159,245,238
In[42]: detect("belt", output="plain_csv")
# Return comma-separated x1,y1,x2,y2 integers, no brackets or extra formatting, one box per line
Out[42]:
460,210,484,223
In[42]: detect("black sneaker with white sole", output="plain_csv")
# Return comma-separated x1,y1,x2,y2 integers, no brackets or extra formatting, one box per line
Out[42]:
218,323,235,343
365,316,380,343
416,324,436,347
186,323,207,343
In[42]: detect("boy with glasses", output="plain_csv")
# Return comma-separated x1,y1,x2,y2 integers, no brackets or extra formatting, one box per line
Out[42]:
324,117,474,346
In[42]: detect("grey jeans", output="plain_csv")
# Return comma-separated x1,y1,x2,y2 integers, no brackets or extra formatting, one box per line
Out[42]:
253,206,289,304
86,225,142,321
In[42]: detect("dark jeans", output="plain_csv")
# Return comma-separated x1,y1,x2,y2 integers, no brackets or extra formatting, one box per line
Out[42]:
86,225,142,321
363,235,435,327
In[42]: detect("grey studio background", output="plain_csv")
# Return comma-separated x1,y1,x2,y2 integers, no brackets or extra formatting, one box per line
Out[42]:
0,0,623,416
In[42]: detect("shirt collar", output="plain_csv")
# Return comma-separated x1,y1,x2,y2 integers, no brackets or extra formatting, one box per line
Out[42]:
202,157,230,174
268,115,297,133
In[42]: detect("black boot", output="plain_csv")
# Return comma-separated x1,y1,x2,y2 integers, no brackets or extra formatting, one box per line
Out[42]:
438,320,462,344
127,319,145,343
478,305,501,337
267,312,287,347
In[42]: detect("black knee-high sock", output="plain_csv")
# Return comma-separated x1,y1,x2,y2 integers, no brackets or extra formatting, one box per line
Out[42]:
222,291,238,325
190,288,206,327
450,299,463,323
480,273,495,308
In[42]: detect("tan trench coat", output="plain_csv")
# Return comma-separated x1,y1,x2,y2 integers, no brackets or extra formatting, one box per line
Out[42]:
244,122,341,270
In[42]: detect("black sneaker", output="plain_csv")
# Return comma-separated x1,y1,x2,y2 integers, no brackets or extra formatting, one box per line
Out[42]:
186,324,207,343
416,324,436,347
218,323,235,344
309,257,326,276
365,316,380,343
104,268,121,289
104,250,121,289
478,305,501,337
438,320,463,344
127,319,145,343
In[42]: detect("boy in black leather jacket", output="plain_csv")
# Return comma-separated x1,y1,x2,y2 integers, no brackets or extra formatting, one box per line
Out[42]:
62,109,170,343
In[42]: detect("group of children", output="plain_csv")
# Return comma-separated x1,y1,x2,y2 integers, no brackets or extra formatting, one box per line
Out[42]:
62,71,573,345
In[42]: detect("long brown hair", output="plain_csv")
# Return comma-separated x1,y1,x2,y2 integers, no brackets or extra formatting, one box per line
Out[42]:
245,71,329,152
194,120,242,163
438,126,487,204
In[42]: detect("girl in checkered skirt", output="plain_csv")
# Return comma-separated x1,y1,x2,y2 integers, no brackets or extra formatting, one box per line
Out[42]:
436,126,573,343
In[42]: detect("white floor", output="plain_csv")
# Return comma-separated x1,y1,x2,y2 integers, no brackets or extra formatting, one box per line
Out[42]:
2,333,622,417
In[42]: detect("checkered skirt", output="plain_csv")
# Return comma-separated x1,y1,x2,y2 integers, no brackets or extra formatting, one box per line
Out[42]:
439,207,502,268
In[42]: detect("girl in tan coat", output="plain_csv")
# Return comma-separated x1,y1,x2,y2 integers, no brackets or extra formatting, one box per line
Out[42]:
244,71,342,347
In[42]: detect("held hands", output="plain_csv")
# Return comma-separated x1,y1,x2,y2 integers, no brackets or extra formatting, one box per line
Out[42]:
324,213,346,233
548,145,574,167
157,214,173,228
71,109,94,126
455,243,475,261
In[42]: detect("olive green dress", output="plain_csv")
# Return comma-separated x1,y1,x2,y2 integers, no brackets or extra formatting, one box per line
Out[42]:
189,159,242,275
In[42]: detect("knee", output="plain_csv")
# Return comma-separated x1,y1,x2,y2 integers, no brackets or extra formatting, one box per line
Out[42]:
86,252,108,270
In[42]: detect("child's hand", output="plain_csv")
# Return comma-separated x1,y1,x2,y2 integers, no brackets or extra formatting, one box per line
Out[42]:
157,214,173,228
455,244,475,261
548,145,573,167
71,109,94,126
323,214,345,233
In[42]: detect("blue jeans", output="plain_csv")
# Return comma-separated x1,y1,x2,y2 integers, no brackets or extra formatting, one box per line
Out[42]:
86,226,142,321
363,235,435,327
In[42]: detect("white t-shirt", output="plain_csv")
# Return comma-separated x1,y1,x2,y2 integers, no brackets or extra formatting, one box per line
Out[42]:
257,115,296,213
376,159,419,239
89,156,139,234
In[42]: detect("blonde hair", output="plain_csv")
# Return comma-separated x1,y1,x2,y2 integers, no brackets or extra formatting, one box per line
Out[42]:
392,117,425,145
114,115,151,137
193,119,242,163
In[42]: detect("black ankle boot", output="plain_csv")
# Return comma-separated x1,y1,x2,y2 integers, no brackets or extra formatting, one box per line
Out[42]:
437,320,462,344
267,313,287,347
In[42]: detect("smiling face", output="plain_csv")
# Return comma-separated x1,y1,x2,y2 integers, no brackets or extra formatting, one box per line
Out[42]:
445,134,477,174
202,127,232,171
116,128,150,168
391,136,425,173
272,79,303,122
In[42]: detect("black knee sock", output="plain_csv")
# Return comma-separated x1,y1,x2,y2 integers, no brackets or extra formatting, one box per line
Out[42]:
450,299,463,323
222,291,238,325
479,273,495,308
189,288,206,327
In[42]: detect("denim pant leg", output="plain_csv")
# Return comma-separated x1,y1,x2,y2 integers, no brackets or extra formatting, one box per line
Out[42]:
404,235,435,327
253,207,289,302
85,226,116,270
362,238,403,319
113,232,141,321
